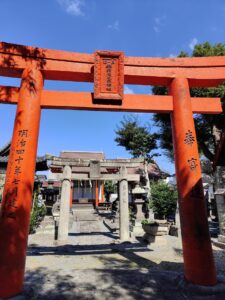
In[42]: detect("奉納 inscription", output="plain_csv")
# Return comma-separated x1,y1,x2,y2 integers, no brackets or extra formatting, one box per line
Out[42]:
187,157,198,171
184,130,195,146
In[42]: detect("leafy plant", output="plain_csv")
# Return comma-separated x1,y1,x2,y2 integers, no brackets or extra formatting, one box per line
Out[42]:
104,180,116,202
29,191,46,234
141,219,153,225
150,181,177,219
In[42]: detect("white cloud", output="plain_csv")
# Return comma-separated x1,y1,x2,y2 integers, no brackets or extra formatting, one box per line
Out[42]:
169,53,177,58
153,26,160,33
124,85,134,94
57,0,85,16
153,15,166,33
108,20,120,31
189,38,198,50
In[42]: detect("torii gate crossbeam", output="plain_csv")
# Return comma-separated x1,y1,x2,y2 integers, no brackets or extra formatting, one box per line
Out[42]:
0,42,223,298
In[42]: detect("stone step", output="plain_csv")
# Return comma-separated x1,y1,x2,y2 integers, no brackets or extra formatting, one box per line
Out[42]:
73,204,95,211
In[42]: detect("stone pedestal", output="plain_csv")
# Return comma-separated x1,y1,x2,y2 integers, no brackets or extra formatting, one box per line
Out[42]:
131,199,145,237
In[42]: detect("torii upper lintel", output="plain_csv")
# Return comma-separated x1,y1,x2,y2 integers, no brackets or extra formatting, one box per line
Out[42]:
1,41,225,87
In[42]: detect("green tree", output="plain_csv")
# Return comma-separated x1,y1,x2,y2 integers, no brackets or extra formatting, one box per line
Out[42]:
153,42,225,163
104,180,116,202
150,181,177,219
115,115,159,196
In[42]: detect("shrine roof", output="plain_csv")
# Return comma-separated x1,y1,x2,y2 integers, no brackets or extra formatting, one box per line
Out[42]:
0,141,11,157
0,153,49,171
60,151,105,160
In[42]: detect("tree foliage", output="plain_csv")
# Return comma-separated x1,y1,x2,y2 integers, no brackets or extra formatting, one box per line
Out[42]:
149,181,177,219
153,42,225,162
115,115,158,162
29,191,46,234
104,180,116,202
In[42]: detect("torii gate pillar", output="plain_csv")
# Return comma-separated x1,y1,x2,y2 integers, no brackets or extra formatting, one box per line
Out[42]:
0,68,43,298
171,77,217,286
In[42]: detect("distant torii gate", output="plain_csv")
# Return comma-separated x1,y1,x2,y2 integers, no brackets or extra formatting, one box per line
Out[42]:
0,42,223,298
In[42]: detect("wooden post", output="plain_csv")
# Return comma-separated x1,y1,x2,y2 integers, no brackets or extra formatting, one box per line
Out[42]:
101,181,105,203
0,68,43,298
170,77,216,286
95,180,99,207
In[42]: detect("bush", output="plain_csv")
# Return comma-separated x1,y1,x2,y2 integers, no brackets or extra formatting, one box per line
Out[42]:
104,180,117,202
29,192,47,234
150,181,177,219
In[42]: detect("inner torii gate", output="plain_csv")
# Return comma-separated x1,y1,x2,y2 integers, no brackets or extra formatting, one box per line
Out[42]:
0,42,223,298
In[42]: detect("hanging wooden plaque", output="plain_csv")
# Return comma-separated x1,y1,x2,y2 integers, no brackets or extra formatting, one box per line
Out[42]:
94,50,124,100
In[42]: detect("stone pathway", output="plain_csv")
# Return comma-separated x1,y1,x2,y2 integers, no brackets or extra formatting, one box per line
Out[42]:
25,209,225,300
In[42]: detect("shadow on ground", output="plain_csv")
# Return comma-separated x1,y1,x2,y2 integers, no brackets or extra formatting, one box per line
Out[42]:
24,266,225,300
24,266,185,300
27,242,152,257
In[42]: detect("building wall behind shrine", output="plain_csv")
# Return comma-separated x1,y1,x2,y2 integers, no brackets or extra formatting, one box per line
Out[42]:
73,180,94,201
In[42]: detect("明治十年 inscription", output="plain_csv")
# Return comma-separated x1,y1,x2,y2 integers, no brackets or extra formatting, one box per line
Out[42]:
1,129,29,220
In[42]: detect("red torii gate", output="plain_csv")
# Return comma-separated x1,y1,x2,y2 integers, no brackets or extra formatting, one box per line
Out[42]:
0,42,224,298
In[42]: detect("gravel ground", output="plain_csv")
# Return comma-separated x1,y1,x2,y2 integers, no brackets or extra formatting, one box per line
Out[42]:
22,213,225,300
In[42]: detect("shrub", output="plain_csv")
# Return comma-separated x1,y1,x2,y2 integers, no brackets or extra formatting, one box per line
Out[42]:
150,181,177,219
29,192,46,234
104,180,117,202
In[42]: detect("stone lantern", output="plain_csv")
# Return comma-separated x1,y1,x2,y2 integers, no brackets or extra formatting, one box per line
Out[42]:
130,183,148,237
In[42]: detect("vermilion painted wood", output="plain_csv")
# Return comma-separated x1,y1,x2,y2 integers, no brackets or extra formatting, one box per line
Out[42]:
1,42,225,87
0,86,222,114
1,41,225,66
170,77,216,286
101,182,104,203
0,69,43,298
95,181,99,208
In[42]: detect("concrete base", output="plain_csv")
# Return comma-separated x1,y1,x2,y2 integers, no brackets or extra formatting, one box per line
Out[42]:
177,275,225,297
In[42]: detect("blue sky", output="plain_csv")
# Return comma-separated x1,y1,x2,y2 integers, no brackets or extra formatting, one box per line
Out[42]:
0,0,225,174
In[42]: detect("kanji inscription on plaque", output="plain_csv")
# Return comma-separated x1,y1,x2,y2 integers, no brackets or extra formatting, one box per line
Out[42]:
94,50,124,100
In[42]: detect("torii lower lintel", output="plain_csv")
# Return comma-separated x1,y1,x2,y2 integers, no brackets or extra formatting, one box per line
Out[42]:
0,86,222,114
